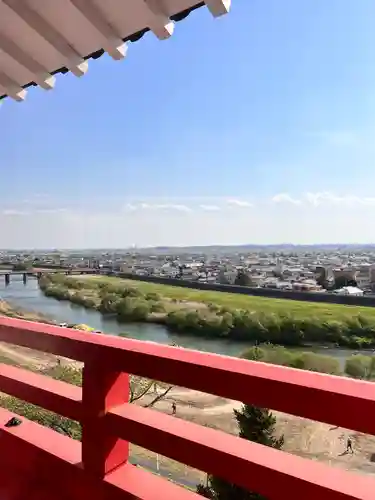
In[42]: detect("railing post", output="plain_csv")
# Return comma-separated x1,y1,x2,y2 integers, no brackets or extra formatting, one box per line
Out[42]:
81,361,129,478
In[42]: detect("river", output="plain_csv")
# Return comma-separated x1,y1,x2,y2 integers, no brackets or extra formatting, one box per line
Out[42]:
0,275,369,366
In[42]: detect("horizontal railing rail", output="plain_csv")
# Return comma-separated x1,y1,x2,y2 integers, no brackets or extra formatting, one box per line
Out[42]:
0,317,374,433
0,316,373,498
0,406,195,500
0,363,82,421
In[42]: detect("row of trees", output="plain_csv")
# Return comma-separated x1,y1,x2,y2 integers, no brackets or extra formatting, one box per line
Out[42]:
242,344,375,379
39,274,375,349
40,275,164,322
166,308,375,349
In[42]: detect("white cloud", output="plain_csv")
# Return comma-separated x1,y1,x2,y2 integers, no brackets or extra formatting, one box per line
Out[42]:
199,204,220,211
360,197,375,206
2,208,68,216
124,203,192,213
226,199,253,208
271,193,301,205
270,191,375,207
305,192,375,207
123,203,138,212
2,196,375,248
2,209,29,216
152,204,192,212
36,208,68,214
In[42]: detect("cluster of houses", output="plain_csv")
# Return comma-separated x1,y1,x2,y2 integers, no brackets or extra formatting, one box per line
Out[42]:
2,249,375,296
119,256,375,296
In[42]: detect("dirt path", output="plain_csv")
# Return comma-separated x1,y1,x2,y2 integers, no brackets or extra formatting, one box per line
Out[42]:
140,386,375,476
0,342,54,368
0,342,81,370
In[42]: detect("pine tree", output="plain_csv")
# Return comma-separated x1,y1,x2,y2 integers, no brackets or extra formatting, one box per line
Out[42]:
197,405,284,499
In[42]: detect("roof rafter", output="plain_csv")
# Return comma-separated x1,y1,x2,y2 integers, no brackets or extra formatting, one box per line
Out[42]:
3,0,89,78
0,0,231,102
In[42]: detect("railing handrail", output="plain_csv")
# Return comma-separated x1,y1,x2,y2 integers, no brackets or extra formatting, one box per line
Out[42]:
0,316,374,434
0,316,374,498
1,361,373,499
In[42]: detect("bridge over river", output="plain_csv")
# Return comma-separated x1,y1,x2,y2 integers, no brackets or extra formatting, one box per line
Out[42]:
0,268,97,285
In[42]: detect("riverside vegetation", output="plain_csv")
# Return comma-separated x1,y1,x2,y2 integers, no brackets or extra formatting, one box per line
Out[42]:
1,288,373,379
39,273,375,350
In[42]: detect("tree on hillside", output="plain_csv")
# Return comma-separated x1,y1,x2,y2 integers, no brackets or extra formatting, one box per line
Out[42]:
197,405,284,499
234,271,253,287
45,364,173,408
129,375,173,407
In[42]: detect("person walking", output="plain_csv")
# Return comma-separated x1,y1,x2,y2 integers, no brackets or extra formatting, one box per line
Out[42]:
172,402,177,415
346,437,354,454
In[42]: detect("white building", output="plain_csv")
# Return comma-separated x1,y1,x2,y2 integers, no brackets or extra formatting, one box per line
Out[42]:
333,286,364,297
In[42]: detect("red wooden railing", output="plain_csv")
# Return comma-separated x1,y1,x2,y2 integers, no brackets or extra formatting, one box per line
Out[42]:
0,316,373,499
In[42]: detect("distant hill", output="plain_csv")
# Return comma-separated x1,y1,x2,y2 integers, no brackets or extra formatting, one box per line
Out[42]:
133,243,375,255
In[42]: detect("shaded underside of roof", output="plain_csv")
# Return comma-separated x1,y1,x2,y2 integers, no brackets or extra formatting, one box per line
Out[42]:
0,0,230,102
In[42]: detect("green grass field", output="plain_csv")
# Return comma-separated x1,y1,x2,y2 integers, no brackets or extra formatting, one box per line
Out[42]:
82,276,375,321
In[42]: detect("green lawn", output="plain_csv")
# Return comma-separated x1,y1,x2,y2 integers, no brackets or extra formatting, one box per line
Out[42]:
82,276,375,321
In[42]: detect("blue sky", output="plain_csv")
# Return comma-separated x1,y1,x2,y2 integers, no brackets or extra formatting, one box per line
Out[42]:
1,1,375,248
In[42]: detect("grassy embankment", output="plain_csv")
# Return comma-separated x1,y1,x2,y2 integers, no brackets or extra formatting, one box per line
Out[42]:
0,300,53,324
39,274,375,350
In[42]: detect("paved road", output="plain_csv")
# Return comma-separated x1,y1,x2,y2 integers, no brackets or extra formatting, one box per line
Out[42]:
129,456,199,489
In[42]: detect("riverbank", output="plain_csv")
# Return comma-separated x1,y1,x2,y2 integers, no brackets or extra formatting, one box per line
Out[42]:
84,275,375,320
39,273,375,349
0,299,53,324
0,294,372,378
0,300,72,368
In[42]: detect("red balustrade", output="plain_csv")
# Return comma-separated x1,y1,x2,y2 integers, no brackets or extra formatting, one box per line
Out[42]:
0,316,373,499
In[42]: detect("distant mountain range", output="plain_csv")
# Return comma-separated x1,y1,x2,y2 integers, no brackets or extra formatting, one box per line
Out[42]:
2,243,375,254
132,243,375,255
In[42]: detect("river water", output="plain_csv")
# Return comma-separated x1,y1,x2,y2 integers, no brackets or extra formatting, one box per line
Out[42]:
0,275,368,366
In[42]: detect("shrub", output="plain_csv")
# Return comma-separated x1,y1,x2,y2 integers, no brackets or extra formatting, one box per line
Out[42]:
148,301,165,313
130,302,151,321
42,365,82,386
43,285,70,301
292,352,341,375
145,292,161,302
262,345,295,366
116,297,151,321
207,302,220,312
99,293,122,313
241,346,266,361
121,286,143,298
69,291,96,308
345,354,372,379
